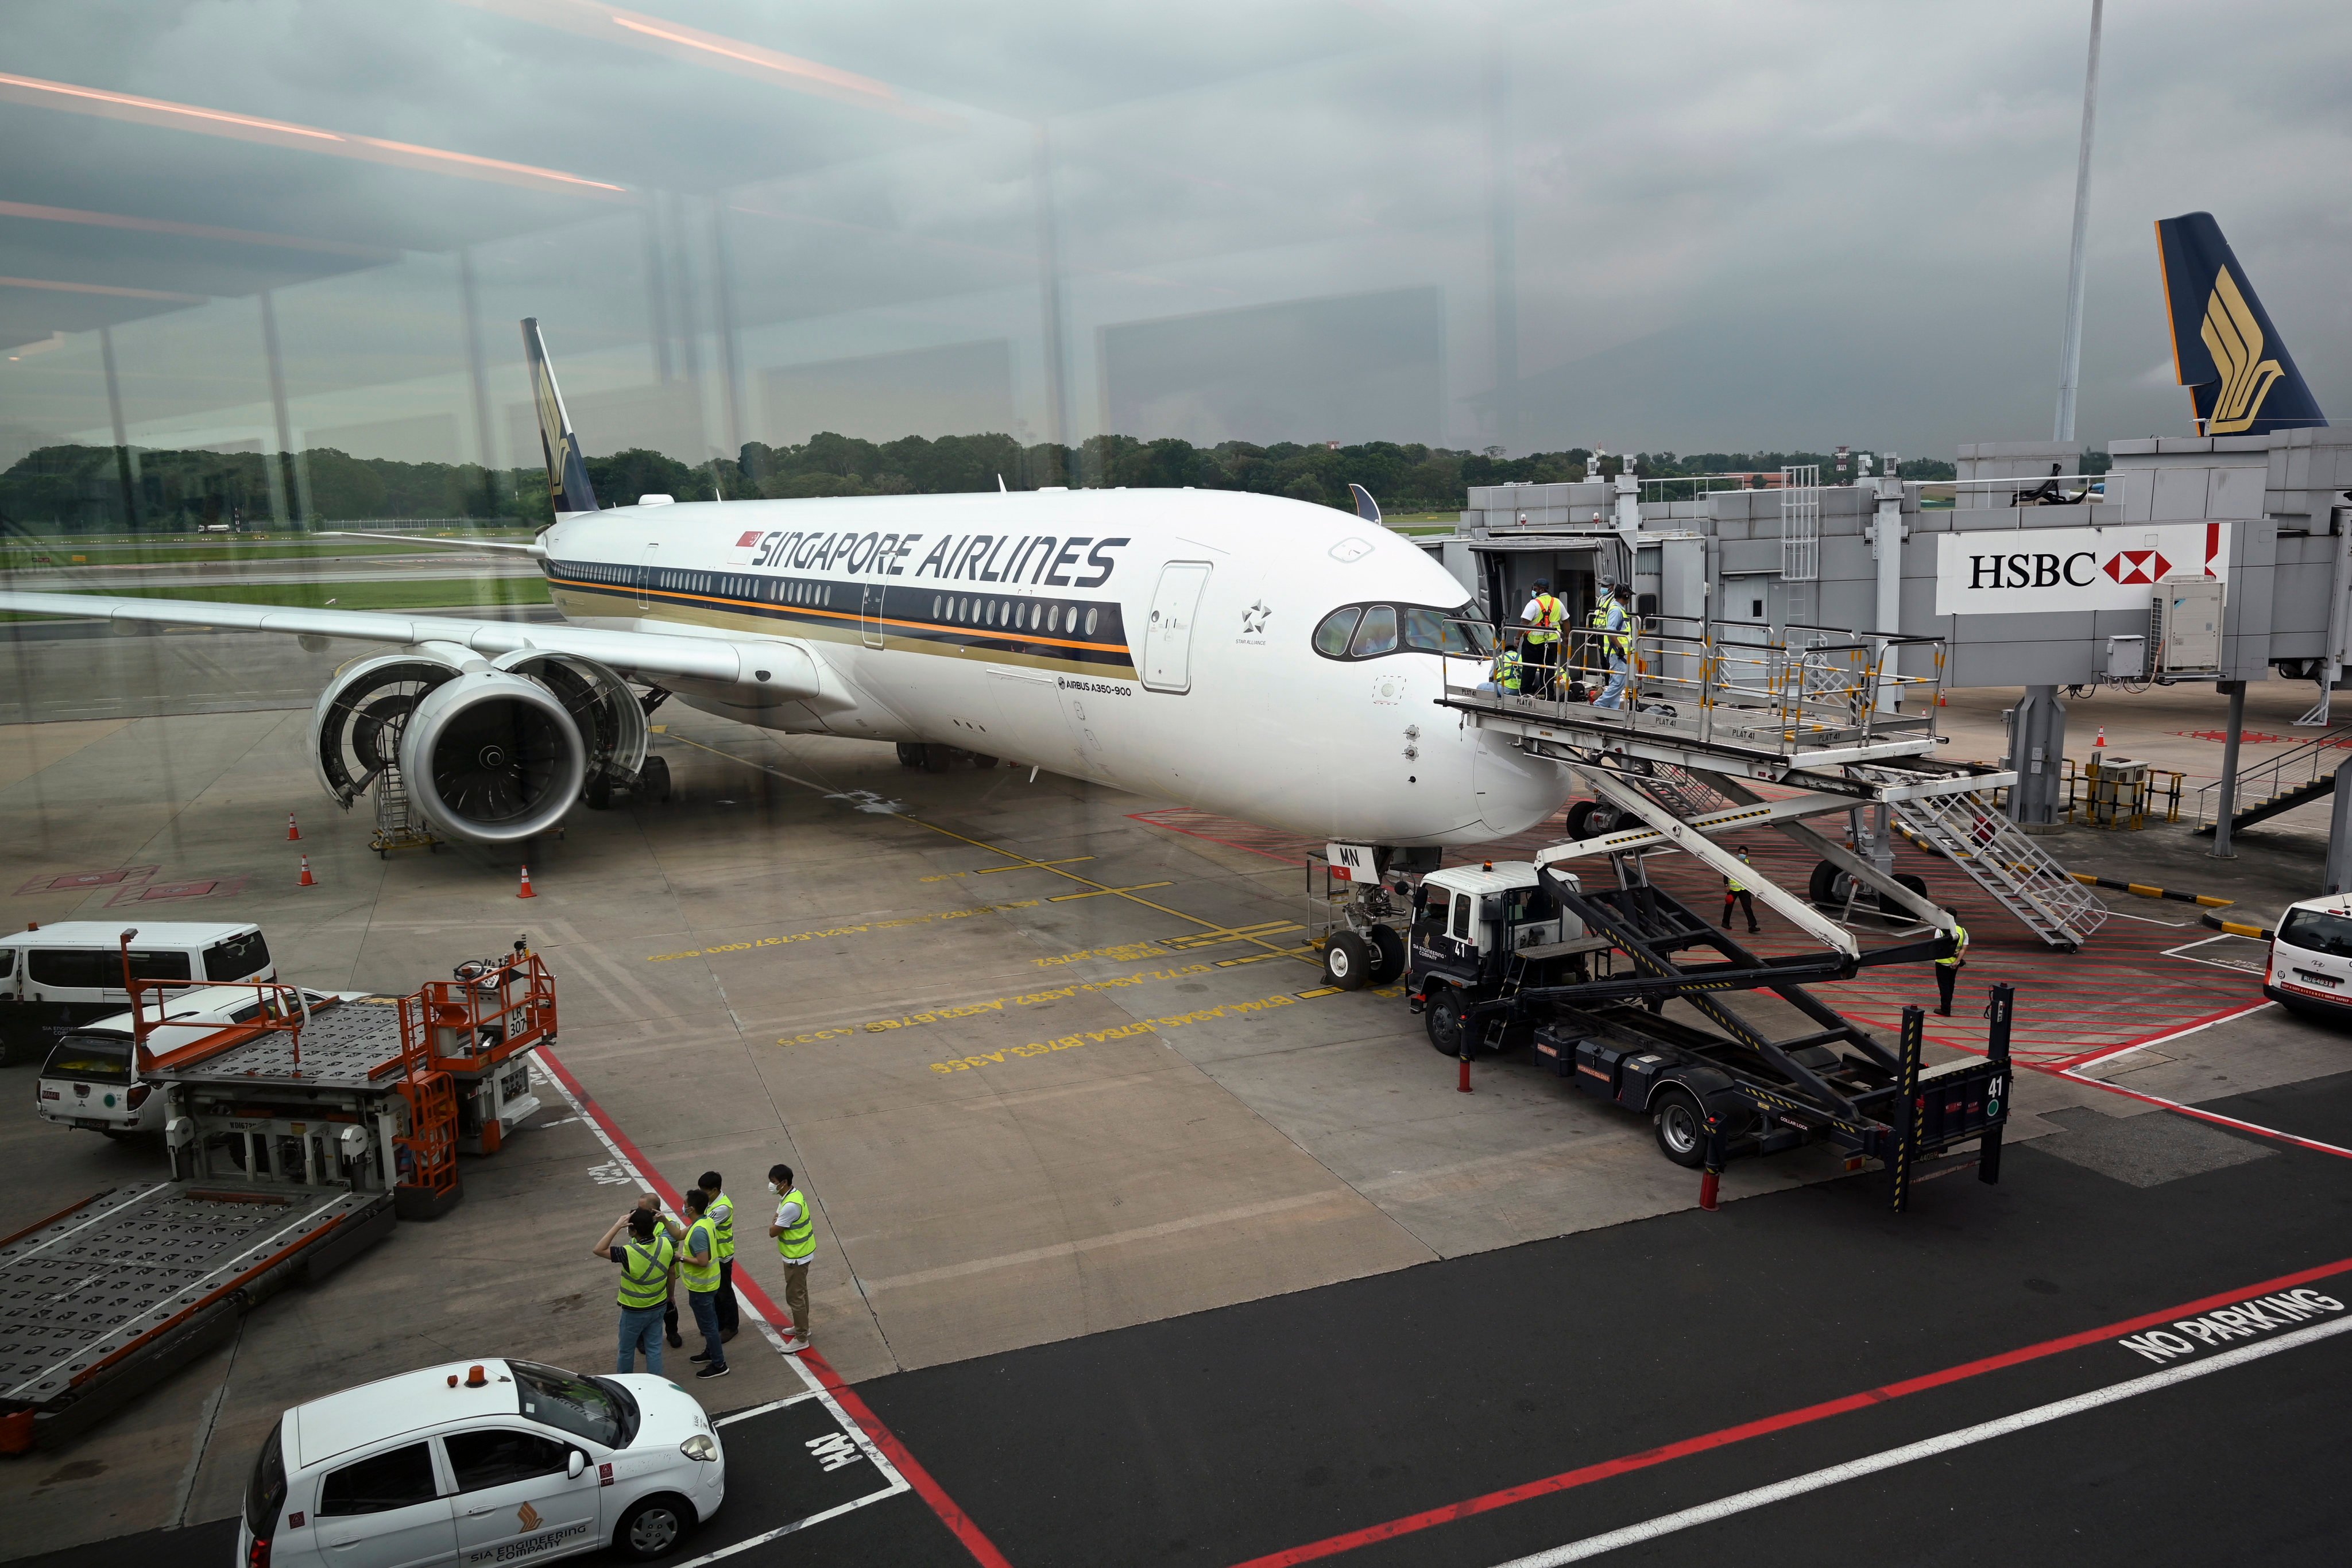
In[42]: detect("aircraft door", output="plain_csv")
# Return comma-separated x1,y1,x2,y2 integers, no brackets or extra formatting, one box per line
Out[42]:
634,543,659,611
1142,562,1212,694
859,583,887,648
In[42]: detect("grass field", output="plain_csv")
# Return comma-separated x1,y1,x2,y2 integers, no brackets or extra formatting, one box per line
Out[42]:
2,577,550,620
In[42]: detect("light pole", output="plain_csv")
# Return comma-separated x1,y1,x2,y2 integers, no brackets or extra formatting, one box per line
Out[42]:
2053,0,2105,443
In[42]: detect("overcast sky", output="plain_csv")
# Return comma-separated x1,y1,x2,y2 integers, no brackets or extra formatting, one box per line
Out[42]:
1,0,2346,467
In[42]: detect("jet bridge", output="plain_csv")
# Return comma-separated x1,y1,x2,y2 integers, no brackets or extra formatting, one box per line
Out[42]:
1437,614,2108,949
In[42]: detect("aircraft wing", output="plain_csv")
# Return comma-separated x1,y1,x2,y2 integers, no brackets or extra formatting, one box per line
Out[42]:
321,531,549,556
0,589,813,691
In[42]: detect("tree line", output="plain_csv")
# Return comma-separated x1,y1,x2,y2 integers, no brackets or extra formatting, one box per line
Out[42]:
1,433,1962,533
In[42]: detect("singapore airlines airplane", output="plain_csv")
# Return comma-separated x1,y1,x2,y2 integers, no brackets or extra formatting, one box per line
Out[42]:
0,323,1570,860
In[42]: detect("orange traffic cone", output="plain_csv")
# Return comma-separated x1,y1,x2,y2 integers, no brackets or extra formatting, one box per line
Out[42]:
517,865,537,899
2094,726,2107,748
298,854,315,887
287,812,300,841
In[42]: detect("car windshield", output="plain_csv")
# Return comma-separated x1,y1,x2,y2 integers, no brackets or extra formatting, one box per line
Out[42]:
510,1361,629,1448
2279,908,2352,961
42,1035,133,1083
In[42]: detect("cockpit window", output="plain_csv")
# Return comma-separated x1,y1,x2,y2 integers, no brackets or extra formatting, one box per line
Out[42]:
1312,606,1361,657
1349,605,1399,657
1313,602,1495,662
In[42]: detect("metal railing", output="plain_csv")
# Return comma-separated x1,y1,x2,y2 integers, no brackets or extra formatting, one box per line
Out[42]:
2191,726,2352,829
1470,612,1947,762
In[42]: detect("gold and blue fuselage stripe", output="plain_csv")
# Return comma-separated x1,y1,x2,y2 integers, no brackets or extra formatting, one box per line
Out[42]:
543,559,1137,676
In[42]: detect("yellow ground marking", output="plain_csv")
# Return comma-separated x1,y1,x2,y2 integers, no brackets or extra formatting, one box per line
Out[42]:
1294,986,1341,999
973,856,1096,874
1047,881,1175,901
1032,941,1173,968
926,983,1407,1074
643,899,1044,961
1158,920,1303,951
1213,946,1320,968
779,959,1223,1046
668,733,1325,970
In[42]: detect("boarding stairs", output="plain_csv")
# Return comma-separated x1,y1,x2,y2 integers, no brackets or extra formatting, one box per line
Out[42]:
1850,765,2108,950
2192,723,2352,838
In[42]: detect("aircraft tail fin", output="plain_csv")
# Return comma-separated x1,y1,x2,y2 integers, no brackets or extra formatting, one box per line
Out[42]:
521,318,601,515
1348,483,1382,524
2155,212,2326,436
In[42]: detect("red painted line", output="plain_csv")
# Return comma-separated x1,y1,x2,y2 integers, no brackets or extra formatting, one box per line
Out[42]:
536,1047,1016,1568
1227,1253,2352,1568
1128,811,1307,864
2041,1064,2352,1160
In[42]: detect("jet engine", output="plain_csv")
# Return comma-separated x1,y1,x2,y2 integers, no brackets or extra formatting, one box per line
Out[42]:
309,650,647,846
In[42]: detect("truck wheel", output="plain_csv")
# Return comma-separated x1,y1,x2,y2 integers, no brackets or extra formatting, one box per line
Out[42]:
1807,858,1844,907
1425,989,1467,1055
1895,872,1929,901
1651,1086,1708,1169
1324,931,1371,990
615,1494,692,1561
1368,926,1406,984
1565,800,1617,840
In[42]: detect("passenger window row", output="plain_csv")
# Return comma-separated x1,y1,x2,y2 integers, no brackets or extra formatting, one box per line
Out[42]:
315,1430,575,1517
929,595,1100,638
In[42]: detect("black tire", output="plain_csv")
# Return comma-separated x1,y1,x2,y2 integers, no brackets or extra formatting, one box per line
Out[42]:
1565,799,1619,840
1367,925,1406,984
972,753,999,769
614,1493,693,1561
896,742,924,768
1324,931,1371,990
922,744,952,774
1651,1086,1708,1169
1424,988,1467,1055
1895,872,1929,900
585,776,612,811
641,755,672,803
1807,858,1845,908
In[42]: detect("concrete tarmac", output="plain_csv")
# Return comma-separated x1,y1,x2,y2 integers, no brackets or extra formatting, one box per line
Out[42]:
0,630,2346,1563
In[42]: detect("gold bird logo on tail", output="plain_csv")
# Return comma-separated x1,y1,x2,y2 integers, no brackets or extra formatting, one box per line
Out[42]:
2200,266,2286,433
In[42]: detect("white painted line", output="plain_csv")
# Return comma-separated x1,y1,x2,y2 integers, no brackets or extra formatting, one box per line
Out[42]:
2158,935,2272,975
1486,1313,2352,1566
714,1389,828,1424
2064,998,2273,1072
530,1052,910,1491
667,1482,908,1568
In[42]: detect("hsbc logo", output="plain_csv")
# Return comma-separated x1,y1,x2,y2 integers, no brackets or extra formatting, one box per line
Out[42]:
1936,524,2229,617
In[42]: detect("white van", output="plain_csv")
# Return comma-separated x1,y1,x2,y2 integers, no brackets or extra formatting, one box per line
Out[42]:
0,920,272,1065
2265,893,2352,1025
36,984,346,1137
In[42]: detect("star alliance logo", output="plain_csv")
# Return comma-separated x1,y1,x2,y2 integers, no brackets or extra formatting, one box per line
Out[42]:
1240,600,1271,635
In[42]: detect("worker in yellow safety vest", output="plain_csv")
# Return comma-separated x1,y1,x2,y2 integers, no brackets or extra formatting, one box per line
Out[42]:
679,1189,728,1379
1935,915,1970,1016
1487,641,1524,696
1518,579,1566,697
767,1162,817,1353
1593,582,1635,709
595,1204,680,1375
1721,846,1758,934
696,1172,739,1342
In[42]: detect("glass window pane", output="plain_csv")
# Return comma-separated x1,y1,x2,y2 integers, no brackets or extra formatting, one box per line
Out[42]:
318,1443,437,1517
1402,607,1447,652
1313,607,1360,657
1349,605,1398,657
445,1429,572,1493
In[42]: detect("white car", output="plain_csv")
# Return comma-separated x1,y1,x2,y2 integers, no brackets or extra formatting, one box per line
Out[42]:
237,1358,724,1568
35,986,345,1137
2266,893,2352,1025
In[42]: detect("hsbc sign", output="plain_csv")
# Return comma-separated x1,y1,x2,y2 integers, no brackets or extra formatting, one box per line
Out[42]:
1933,523,2229,616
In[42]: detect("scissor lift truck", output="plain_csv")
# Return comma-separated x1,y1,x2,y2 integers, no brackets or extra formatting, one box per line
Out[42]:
0,939,558,1453
1403,859,2011,1205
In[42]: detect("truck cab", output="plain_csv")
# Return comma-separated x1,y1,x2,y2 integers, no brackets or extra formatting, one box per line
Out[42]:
1410,862,1608,1054
2265,893,2352,1024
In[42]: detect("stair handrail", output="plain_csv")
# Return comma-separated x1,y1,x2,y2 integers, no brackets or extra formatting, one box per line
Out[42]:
2192,725,2352,828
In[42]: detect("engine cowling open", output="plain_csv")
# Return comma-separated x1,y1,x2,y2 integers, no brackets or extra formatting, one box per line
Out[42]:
400,671,588,845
